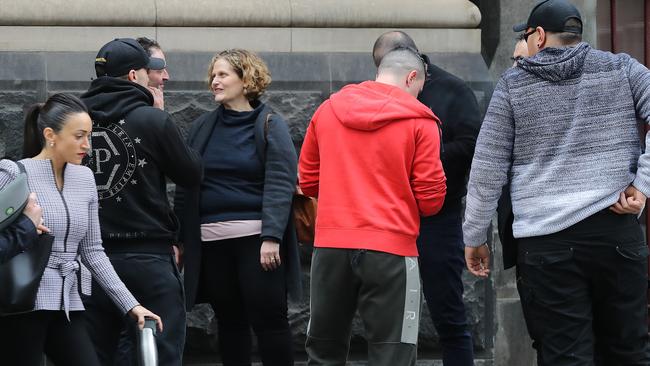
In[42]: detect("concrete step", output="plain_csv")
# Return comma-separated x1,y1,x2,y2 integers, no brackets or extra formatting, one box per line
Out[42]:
183,359,494,366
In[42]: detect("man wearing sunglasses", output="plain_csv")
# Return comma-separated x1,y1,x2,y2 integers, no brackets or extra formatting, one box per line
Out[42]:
464,0,650,364
137,37,170,111
81,38,201,366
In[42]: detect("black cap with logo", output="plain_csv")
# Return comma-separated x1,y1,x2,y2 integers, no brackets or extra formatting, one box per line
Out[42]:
95,38,166,78
513,0,582,34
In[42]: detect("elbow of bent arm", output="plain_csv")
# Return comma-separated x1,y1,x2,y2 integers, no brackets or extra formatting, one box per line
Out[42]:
298,171,319,197
300,183,319,198
417,183,447,216
419,195,446,217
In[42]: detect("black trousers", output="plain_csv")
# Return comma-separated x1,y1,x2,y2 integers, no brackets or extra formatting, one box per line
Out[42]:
417,209,473,366
517,210,650,366
201,235,293,366
82,252,186,366
0,310,100,366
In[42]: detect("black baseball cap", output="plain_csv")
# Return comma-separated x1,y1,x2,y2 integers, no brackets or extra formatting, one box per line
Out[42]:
95,38,166,77
513,0,582,34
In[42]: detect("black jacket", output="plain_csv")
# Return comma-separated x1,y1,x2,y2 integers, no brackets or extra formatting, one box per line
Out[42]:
0,215,37,264
418,56,482,213
174,103,301,309
81,77,202,252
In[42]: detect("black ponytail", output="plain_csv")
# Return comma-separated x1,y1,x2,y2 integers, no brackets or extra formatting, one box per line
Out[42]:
21,93,88,158
22,103,45,158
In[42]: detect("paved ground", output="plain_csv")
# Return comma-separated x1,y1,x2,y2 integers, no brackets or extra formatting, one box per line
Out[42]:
183,358,495,366
184,361,494,366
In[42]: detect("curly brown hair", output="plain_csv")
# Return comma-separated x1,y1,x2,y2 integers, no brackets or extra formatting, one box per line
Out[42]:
207,49,272,101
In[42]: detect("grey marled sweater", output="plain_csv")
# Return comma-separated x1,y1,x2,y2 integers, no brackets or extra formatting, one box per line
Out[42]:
463,42,650,247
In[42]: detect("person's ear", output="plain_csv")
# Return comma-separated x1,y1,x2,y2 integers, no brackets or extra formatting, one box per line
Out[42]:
406,70,418,87
537,26,546,49
43,127,56,147
127,69,137,82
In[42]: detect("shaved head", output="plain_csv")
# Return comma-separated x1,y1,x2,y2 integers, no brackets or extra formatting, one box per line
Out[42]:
375,47,427,97
373,31,418,67
378,48,425,80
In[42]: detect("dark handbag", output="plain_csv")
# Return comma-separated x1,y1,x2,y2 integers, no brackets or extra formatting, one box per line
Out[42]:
292,192,317,245
0,161,53,315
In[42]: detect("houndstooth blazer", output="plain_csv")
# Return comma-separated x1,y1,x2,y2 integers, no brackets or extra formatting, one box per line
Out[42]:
0,159,138,317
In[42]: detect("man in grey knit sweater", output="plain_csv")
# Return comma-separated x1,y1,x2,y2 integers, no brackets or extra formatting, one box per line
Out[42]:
463,0,650,365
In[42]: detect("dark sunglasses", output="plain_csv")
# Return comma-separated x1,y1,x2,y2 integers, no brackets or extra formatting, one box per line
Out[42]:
522,29,537,42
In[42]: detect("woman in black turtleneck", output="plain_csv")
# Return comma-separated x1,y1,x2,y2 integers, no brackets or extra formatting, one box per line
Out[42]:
174,49,299,366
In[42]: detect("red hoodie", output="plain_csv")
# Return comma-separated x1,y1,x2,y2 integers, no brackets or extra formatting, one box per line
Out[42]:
299,80,446,256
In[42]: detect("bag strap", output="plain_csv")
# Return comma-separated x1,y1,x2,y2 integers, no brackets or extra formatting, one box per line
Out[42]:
0,161,29,232
15,161,26,174
253,106,273,164
253,108,299,189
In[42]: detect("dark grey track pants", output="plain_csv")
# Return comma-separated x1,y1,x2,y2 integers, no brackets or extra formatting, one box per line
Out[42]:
306,247,421,366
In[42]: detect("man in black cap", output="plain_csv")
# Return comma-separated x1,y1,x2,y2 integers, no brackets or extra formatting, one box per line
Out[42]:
80,38,202,366
464,1,650,365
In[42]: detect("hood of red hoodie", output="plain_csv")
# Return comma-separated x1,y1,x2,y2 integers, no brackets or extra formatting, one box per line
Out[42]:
329,80,438,131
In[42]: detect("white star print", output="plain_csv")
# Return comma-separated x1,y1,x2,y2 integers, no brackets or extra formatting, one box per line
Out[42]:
131,180,138,185
116,197,122,202
118,119,125,125
138,158,148,168
134,137,141,144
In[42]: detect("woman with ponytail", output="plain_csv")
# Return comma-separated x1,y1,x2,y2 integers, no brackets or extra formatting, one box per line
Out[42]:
0,93,162,366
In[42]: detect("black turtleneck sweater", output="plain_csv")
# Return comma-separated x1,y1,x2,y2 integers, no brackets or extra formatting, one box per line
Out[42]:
200,106,265,223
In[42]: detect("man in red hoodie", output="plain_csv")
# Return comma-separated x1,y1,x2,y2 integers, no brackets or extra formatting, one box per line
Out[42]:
299,47,446,365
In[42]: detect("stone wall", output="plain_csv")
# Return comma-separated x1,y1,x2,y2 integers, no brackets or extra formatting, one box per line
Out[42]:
0,50,493,164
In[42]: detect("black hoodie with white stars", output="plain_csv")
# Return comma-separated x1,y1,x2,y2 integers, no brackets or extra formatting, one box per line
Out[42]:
81,77,202,253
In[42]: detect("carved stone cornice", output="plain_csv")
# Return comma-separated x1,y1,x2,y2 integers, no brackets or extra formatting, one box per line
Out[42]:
0,0,480,28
